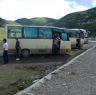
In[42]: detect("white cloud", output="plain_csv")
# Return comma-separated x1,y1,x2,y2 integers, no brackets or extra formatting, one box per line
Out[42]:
74,6,88,12
65,0,94,7
92,0,96,7
0,0,90,20
67,1,78,9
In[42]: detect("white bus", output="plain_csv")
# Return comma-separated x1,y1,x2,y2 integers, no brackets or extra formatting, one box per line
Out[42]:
79,29,88,44
6,25,71,57
64,28,85,49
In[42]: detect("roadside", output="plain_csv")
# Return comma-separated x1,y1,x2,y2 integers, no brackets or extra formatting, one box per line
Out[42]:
0,42,92,95
16,43,96,95
16,42,96,95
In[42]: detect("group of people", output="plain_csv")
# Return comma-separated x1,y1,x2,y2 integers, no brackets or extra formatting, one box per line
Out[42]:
2,38,20,64
2,33,60,63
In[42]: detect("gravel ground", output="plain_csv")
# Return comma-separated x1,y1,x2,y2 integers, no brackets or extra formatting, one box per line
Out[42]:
16,42,96,95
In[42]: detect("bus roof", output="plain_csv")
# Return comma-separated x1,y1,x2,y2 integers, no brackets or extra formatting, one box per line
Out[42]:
6,24,65,30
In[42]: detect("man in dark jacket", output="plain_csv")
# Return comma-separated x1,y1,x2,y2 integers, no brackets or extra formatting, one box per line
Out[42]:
15,38,20,60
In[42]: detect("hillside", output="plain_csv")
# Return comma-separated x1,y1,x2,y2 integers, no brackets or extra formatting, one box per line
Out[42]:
15,17,57,26
30,17,57,26
15,18,32,25
0,18,7,27
0,17,56,27
7,20,20,25
0,18,20,27
54,7,96,36
0,7,96,36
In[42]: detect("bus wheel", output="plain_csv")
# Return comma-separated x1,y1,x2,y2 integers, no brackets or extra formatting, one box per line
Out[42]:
21,49,30,57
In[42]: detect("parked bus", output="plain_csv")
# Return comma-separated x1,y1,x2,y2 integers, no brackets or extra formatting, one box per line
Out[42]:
64,28,85,49
6,25,71,57
79,29,88,44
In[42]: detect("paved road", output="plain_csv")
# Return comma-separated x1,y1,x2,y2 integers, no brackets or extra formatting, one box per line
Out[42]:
15,42,96,95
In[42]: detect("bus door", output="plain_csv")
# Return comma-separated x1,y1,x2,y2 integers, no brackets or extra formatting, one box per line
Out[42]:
52,32,61,54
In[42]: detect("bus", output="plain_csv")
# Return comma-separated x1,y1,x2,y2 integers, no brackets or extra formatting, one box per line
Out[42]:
6,25,71,57
64,28,85,49
79,29,88,44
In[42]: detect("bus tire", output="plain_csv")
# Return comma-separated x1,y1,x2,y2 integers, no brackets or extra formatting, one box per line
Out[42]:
21,49,30,57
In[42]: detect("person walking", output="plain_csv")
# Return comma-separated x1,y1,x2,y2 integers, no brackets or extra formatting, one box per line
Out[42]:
15,38,20,61
3,38,9,64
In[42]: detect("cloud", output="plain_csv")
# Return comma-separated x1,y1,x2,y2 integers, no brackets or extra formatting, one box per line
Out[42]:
65,0,95,8
67,1,78,9
92,0,96,6
65,0,88,12
0,0,74,20
0,0,93,20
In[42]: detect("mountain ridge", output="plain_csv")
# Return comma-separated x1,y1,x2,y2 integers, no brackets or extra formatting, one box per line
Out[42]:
0,7,96,36
54,7,96,36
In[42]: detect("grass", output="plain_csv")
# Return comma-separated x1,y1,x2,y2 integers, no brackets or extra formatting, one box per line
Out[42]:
0,70,33,87
0,28,5,49
0,62,60,95
0,64,42,95
66,49,85,62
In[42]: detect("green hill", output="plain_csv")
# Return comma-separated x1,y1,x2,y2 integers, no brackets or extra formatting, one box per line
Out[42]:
0,18,20,28
1,7,96,36
15,18,32,25
0,18,7,27
15,17,57,26
30,17,57,26
7,20,20,25
54,7,96,36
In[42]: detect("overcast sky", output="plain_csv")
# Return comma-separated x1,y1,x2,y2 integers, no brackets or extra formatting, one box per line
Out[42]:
0,0,96,20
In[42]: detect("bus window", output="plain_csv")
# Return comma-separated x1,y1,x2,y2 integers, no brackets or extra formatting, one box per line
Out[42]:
61,33,68,41
68,32,72,37
8,26,22,38
76,32,81,38
69,30,77,38
24,27,38,38
39,28,52,39
53,28,63,33
76,31,84,39
72,31,77,37
80,31,85,38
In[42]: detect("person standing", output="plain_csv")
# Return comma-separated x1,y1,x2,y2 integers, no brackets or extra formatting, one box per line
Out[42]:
53,33,60,54
76,35,81,49
3,38,9,64
15,38,20,61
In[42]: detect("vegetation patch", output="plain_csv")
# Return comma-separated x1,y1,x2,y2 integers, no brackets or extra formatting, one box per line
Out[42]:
0,28,5,49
